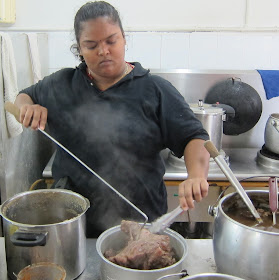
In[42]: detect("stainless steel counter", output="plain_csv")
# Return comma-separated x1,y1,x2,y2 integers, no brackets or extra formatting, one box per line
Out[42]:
0,237,216,280
43,148,279,182
163,148,279,181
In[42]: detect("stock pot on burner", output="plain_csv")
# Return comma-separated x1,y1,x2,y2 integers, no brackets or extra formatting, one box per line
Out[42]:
209,190,279,280
264,113,279,154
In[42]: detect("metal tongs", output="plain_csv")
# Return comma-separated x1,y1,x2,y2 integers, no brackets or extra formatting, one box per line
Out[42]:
204,140,263,224
149,205,185,233
269,177,278,225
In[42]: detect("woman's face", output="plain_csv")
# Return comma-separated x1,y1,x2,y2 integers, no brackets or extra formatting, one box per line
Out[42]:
79,17,126,78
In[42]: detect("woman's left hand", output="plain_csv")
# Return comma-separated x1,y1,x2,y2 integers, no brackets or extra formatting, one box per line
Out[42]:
178,139,210,210
178,177,209,210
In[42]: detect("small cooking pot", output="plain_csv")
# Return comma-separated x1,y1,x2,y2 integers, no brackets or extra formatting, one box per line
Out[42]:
264,113,279,154
96,224,187,280
0,189,90,280
209,190,279,280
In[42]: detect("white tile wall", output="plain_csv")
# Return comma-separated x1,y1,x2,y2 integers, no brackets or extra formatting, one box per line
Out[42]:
242,34,273,70
48,32,79,73
130,32,162,69
216,33,245,70
270,35,279,69
161,33,190,69
189,32,218,69
47,31,279,74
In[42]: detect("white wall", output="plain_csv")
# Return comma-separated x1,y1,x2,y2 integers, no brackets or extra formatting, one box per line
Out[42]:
1,0,279,73
2,0,279,31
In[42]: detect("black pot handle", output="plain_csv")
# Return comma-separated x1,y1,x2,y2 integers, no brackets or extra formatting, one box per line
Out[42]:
10,231,48,247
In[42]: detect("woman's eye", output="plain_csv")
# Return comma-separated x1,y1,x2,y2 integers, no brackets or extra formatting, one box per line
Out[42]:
87,45,97,49
107,40,116,45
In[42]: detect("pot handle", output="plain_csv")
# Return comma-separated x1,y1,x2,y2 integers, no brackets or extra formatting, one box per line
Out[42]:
208,205,218,217
156,270,188,280
10,231,48,247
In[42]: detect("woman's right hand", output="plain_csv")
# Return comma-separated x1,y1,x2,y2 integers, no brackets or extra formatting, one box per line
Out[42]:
19,104,48,130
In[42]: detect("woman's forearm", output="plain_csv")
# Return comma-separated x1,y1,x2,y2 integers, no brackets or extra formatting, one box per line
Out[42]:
184,138,210,179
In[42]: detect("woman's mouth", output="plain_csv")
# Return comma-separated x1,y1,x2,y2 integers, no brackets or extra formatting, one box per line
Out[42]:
100,60,112,66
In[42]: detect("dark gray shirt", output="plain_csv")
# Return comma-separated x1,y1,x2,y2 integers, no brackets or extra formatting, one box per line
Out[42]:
20,62,209,237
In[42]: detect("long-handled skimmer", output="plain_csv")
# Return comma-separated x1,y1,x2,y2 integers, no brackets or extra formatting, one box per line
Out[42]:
5,102,148,226
204,140,263,224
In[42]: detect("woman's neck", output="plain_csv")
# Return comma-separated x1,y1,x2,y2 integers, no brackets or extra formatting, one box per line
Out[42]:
88,62,132,91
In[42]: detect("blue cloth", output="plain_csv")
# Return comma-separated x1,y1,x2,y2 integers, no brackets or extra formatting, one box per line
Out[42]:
257,70,279,100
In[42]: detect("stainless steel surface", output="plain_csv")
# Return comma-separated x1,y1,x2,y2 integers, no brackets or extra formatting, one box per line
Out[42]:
212,190,279,280
150,69,279,150
164,148,279,181
265,113,279,154
1,189,89,280
96,224,187,280
0,238,217,280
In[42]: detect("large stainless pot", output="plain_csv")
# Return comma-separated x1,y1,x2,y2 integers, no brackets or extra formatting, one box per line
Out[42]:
190,101,225,151
0,189,90,280
264,113,279,154
96,224,187,280
209,190,279,280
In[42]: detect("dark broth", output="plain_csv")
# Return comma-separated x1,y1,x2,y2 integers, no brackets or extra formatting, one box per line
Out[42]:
222,192,279,233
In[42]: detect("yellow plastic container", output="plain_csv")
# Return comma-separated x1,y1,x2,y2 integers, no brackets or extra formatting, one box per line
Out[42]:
17,262,66,280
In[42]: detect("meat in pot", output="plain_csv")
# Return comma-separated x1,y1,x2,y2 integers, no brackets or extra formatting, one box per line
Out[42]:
104,220,177,270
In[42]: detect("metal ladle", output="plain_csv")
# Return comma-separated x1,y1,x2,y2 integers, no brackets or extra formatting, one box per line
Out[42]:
204,140,263,224
5,102,148,226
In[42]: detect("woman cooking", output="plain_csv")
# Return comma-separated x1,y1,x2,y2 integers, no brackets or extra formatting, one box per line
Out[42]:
14,1,210,237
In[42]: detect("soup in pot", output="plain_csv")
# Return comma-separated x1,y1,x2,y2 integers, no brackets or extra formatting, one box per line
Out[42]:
222,192,279,233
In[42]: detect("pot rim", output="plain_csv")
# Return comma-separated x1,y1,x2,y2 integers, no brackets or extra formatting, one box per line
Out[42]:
270,113,279,120
218,190,279,236
0,189,90,227
181,272,244,279
96,224,188,273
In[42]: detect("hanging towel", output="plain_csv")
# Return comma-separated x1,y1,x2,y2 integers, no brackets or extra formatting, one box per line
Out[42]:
26,33,42,83
0,32,23,138
257,70,279,100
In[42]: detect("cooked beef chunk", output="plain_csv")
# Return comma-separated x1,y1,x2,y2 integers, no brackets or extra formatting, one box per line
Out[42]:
104,220,177,270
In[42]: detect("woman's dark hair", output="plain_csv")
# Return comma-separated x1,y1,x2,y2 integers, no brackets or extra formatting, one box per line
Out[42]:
71,1,124,61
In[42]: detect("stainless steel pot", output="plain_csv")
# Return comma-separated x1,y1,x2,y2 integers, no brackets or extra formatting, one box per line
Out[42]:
264,113,279,154
96,224,188,280
0,189,90,280
209,190,279,280
190,100,225,151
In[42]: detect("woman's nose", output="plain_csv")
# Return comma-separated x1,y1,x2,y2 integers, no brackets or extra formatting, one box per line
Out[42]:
98,43,109,56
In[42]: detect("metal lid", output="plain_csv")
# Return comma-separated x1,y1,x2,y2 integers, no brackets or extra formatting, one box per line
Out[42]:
189,100,224,115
